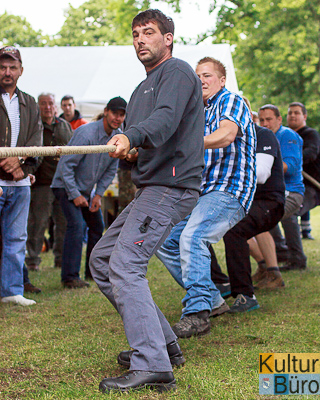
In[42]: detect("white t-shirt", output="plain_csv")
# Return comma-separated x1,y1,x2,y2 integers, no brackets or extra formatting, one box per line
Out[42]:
0,92,30,186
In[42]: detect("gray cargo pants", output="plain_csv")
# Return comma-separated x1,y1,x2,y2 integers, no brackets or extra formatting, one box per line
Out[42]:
90,185,198,372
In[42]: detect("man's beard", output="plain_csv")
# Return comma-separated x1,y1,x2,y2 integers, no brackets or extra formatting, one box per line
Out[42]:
136,48,156,66
0,78,14,88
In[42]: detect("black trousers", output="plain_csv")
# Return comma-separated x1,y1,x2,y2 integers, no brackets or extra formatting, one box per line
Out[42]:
211,198,284,297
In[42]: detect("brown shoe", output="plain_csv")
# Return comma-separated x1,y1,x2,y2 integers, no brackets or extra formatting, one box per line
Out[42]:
252,262,267,283
24,282,42,294
210,301,230,318
254,269,285,289
62,279,90,289
27,264,39,271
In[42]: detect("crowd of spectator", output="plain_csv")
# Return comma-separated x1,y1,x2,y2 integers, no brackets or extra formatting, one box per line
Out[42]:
0,45,128,304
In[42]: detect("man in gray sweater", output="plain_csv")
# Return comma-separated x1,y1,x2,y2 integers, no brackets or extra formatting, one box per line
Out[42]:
90,9,204,394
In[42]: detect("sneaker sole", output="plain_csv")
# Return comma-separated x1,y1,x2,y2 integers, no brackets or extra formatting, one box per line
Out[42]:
210,302,230,318
228,304,260,313
100,380,177,393
174,325,211,339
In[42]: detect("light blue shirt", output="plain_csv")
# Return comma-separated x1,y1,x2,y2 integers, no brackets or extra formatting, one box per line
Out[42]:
51,118,119,200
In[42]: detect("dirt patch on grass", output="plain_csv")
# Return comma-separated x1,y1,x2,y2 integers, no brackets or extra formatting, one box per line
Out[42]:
0,367,34,387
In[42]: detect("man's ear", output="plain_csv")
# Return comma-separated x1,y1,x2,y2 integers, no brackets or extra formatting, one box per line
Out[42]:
164,32,173,48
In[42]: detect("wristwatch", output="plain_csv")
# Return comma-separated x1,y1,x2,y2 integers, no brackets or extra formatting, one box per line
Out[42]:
18,157,25,165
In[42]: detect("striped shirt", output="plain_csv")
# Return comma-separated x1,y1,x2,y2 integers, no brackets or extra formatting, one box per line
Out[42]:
201,87,256,213
2,92,20,146
0,92,30,186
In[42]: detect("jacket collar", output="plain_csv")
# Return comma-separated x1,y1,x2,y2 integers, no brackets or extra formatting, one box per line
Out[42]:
0,85,19,96
0,86,27,107
43,116,61,129
59,109,82,122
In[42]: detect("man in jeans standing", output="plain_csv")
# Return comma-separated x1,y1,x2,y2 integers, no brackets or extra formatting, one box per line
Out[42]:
157,57,256,338
0,46,42,306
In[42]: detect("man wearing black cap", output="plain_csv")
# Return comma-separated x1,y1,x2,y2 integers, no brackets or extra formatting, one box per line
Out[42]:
51,97,126,288
0,46,43,306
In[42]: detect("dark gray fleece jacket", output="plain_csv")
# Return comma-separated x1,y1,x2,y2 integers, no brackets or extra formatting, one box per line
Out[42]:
124,57,204,192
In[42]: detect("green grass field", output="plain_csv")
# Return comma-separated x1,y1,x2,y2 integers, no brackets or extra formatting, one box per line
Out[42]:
1,208,320,399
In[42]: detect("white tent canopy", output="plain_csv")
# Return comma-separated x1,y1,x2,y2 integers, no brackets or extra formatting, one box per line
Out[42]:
18,44,238,118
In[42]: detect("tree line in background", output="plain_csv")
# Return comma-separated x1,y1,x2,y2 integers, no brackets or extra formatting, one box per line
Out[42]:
204,0,320,130
1,0,319,129
0,0,181,47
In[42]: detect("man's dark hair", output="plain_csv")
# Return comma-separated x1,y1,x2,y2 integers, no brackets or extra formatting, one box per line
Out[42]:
132,9,174,51
197,57,227,79
259,104,281,118
61,95,75,104
289,102,307,115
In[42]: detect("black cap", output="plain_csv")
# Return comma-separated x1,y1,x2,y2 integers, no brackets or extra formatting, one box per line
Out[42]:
0,46,22,63
106,96,127,111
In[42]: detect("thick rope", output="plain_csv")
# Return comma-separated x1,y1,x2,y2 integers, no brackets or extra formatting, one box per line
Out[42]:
0,145,116,158
0,145,139,158
1,146,319,189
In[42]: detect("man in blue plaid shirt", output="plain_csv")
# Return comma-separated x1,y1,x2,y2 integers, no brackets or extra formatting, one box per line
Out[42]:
157,57,256,338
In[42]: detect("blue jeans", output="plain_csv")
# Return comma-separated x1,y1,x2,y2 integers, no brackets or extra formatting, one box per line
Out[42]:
157,190,245,317
0,186,30,297
52,188,104,282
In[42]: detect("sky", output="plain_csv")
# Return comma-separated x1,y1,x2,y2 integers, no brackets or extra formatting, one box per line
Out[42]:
0,0,217,42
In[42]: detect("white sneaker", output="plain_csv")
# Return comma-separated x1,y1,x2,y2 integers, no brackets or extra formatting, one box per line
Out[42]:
1,295,36,306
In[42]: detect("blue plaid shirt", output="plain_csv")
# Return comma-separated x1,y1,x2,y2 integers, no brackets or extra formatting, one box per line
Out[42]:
201,87,257,213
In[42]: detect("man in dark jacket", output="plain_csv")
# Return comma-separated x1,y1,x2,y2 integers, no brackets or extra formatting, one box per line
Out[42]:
26,93,73,271
0,46,42,306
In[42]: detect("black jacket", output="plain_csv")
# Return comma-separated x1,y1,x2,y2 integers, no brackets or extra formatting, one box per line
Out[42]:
297,125,320,187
